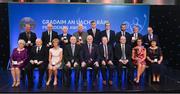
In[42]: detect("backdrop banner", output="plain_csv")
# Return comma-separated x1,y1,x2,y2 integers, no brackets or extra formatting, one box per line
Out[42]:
8,3,150,53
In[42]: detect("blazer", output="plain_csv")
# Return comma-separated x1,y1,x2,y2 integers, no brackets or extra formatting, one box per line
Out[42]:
101,30,116,46
115,31,131,45
98,44,113,62
87,28,101,45
58,33,72,48
64,44,82,64
41,30,58,46
18,31,37,46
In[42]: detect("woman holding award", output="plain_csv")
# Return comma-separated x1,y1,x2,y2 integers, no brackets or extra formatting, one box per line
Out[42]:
147,40,163,83
10,39,28,87
132,38,146,84
46,38,63,86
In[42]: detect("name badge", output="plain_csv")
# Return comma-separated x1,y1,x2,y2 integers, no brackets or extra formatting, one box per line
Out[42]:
79,36,82,40
64,36,67,39
13,61,18,65
49,42,52,46
28,41,31,44
132,37,135,41
154,59,158,62
71,59,74,63
34,60,38,64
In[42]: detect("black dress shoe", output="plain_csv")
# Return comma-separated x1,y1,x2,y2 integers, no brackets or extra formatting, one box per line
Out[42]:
38,83,42,89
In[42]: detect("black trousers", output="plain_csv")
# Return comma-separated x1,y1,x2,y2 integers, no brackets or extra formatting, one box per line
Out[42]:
117,61,134,80
101,63,114,81
81,62,99,82
64,64,80,84
26,63,47,86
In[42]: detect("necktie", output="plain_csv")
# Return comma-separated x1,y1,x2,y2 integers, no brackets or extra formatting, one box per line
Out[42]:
135,33,137,39
49,31,52,42
37,47,40,53
72,45,75,56
88,44,91,54
93,29,96,37
26,32,30,40
121,44,126,60
122,32,125,36
104,45,108,60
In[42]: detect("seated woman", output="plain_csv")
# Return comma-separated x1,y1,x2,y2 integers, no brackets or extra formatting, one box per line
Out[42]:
147,40,163,83
46,38,63,86
10,39,28,87
132,38,146,83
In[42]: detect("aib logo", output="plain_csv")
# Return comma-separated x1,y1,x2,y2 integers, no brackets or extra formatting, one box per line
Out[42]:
19,17,36,32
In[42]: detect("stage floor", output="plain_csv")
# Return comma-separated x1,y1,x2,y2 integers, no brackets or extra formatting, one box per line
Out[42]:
0,66,180,93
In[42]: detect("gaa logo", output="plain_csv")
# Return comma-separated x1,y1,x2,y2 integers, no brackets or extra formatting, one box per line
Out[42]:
19,17,36,32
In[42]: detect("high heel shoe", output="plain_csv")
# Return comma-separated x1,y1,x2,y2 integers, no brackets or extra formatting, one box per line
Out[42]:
12,81,16,87
53,81,57,86
15,81,20,87
46,80,50,86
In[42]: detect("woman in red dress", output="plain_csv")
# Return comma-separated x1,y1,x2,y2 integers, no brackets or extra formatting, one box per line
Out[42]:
132,38,146,83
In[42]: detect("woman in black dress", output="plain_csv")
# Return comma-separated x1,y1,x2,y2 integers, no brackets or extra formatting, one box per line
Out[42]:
147,40,163,83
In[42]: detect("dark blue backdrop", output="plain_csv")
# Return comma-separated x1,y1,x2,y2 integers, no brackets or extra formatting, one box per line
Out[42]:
8,3,150,53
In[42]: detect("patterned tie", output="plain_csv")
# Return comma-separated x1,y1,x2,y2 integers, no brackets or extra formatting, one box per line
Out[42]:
121,44,126,60
104,45,108,60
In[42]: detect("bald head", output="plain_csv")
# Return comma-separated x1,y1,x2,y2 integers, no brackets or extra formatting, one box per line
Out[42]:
120,36,126,44
70,36,77,44
36,38,42,47
78,24,84,32
47,23,53,31
148,27,153,35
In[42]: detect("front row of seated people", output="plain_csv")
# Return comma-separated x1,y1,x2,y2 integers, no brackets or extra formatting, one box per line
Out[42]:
10,35,163,88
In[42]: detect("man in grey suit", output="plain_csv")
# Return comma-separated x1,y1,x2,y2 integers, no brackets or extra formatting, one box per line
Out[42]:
73,24,88,45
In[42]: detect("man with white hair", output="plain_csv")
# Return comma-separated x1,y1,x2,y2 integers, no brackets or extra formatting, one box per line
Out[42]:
81,35,100,87
41,23,58,48
73,24,88,45
59,26,72,49
26,38,48,88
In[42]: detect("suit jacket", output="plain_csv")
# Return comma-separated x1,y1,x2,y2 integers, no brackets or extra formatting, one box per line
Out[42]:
58,33,72,48
87,28,101,44
64,44,82,64
114,43,132,61
73,31,88,44
18,31,37,46
143,34,159,47
29,46,48,64
81,43,99,63
101,30,116,46
115,31,131,45
98,44,113,62
130,33,143,47
41,31,58,46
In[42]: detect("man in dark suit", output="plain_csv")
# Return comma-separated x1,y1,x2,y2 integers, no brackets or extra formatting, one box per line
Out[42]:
59,26,72,49
131,25,143,47
26,39,48,88
18,24,37,54
99,36,114,86
87,21,101,45
115,23,131,45
81,35,100,87
115,36,134,83
18,24,37,82
41,23,58,48
101,22,116,46
143,26,159,48
64,36,81,86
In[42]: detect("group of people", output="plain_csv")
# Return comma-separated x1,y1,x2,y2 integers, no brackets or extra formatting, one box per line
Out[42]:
10,21,163,89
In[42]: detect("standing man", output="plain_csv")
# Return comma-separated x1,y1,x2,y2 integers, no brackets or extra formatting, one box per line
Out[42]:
87,20,101,45
143,26,159,48
73,24,88,45
131,25,143,47
115,23,131,45
41,23,58,48
59,26,72,49
101,22,116,46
